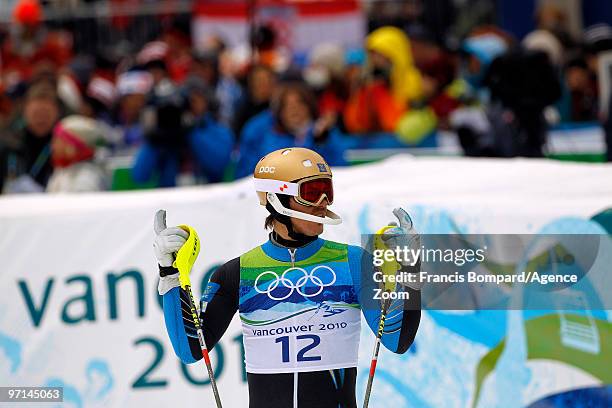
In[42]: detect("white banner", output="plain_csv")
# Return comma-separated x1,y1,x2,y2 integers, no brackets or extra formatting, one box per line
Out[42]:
1,156,611,407
192,1,364,55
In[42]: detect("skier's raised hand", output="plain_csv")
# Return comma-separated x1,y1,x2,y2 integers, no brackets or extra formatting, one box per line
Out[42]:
153,209,188,267
381,207,422,290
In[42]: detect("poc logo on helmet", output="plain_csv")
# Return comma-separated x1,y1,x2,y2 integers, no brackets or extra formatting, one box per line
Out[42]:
259,166,276,174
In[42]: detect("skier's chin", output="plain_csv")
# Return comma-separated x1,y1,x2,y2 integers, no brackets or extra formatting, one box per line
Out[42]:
292,219,324,236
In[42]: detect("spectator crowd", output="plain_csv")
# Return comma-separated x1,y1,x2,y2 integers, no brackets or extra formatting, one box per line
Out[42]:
1,0,611,194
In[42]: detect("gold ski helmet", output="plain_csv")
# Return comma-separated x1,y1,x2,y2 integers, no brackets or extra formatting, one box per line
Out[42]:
253,147,342,225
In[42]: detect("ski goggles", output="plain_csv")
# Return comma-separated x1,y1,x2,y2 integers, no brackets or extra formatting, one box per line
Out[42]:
254,175,334,206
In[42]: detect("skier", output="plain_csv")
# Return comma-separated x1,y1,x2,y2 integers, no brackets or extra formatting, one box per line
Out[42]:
154,147,421,408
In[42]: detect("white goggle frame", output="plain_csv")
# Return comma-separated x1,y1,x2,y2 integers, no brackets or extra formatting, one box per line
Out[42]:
253,178,342,225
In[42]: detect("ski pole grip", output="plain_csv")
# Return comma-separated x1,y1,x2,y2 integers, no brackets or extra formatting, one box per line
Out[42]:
172,224,200,289
374,225,400,292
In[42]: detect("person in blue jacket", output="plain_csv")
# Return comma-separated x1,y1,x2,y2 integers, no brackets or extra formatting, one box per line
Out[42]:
234,82,347,179
154,147,421,408
131,78,234,187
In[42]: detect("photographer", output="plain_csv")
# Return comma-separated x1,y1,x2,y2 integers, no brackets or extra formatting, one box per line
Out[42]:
130,78,233,187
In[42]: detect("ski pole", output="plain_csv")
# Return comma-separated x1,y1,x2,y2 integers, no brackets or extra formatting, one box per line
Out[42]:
173,223,223,408
183,282,223,408
362,295,392,408
364,225,399,407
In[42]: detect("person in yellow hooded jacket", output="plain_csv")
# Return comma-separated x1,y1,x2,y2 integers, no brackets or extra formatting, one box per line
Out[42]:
344,26,424,134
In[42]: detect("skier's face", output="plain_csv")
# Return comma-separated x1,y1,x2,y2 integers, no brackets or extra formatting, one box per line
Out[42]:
288,198,327,236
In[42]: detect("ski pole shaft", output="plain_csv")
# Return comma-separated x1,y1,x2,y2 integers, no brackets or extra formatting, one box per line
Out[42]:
185,284,223,408
363,296,392,408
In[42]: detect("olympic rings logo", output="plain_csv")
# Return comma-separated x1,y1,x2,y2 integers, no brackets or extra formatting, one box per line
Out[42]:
254,266,337,301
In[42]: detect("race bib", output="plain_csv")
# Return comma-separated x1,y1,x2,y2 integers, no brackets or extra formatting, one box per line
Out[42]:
239,242,361,373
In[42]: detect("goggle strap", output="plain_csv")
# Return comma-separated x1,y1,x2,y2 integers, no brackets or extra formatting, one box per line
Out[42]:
254,178,299,196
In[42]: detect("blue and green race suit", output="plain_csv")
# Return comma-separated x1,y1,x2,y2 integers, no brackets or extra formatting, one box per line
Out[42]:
161,236,420,408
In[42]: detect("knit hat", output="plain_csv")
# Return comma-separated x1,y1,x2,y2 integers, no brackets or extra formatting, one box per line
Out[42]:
117,71,153,97
51,115,105,168
584,24,612,54
137,41,169,65
308,43,345,77
86,76,117,110
523,29,563,65
303,43,346,89
13,0,42,27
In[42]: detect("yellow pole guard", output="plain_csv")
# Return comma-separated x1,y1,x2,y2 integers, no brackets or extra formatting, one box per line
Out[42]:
374,225,400,293
172,224,201,289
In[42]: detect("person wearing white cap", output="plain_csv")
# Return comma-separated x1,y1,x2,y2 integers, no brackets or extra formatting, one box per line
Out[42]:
46,115,109,193
115,70,154,149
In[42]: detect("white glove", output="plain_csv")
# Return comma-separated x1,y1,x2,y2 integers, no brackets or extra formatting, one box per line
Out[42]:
382,208,423,290
153,209,188,268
